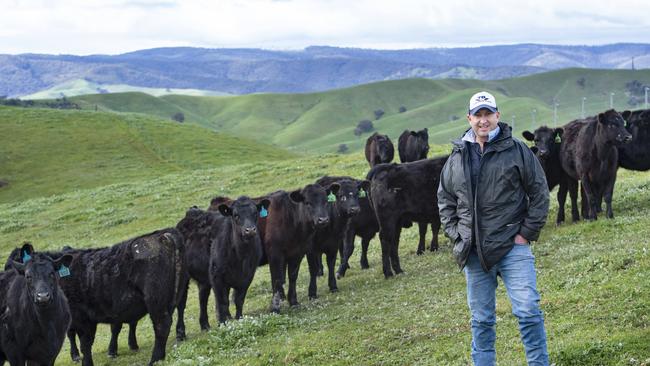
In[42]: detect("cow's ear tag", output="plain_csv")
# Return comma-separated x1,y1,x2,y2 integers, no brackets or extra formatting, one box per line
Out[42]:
327,192,336,202
259,207,268,218
555,135,562,143
22,252,32,262
358,189,367,198
58,264,71,278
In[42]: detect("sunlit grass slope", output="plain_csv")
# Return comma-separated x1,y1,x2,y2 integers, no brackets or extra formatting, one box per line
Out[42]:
0,106,294,203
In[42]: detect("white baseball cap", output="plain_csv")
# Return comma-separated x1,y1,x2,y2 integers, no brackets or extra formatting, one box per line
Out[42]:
468,91,498,115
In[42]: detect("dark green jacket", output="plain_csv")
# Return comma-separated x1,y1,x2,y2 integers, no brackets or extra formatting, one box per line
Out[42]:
437,123,549,271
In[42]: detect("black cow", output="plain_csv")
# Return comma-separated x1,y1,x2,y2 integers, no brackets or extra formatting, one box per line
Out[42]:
45,228,186,366
209,196,269,323
314,176,378,278
398,128,429,163
263,184,330,313
619,109,650,171
4,247,140,361
366,156,449,278
365,133,395,167
560,110,632,220
0,243,73,366
307,177,368,298
523,126,573,224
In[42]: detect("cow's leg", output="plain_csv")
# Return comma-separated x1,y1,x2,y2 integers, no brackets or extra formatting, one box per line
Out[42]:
360,235,372,269
279,261,288,300
175,279,189,340
306,251,320,299
78,323,98,366
213,281,232,323
233,285,250,320
326,249,338,293
198,282,212,331
287,256,303,307
604,174,617,219
556,180,568,225
108,323,122,358
568,178,580,222
390,226,404,275
336,227,356,278
581,178,597,220
148,309,173,365
430,219,441,252
269,255,285,313
416,222,426,255
68,329,81,362
378,226,394,278
316,254,324,277
128,321,139,351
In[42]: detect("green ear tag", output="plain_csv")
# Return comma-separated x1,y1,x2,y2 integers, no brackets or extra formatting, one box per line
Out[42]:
260,207,268,218
358,189,367,198
58,265,71,278
327,192,336,202
555,135,562,143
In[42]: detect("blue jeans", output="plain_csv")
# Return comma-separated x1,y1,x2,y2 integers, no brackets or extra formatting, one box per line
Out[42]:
464,244,549,366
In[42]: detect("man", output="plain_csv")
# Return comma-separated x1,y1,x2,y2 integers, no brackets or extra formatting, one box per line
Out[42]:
437,91,550,365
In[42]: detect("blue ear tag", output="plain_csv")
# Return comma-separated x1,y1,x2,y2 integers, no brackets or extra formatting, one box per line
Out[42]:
327,192,336,202
259,207,268,218
22,252,32,262
358,189,367,198
58,265,71,278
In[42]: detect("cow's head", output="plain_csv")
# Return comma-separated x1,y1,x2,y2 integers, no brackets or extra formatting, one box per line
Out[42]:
218,196,270,239
373,134,394,163
598,109,632,145
289,184,330,228
522,126,563,160
10,243,73,307
327,179,371,218
410,128,430,158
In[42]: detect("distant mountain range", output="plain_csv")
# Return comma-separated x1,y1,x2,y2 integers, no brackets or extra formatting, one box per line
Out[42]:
1,43,649,98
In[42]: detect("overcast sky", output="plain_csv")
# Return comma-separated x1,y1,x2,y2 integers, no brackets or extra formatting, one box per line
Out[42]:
1,0,649,55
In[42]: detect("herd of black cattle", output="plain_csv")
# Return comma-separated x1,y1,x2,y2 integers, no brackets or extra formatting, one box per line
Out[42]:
1,108,648,366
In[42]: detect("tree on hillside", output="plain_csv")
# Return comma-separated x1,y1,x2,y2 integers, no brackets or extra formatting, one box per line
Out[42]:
354,119,374,137
374,109,385,120
576,77,586,89
399,106,407,113
172,112,185,123
337,144,349,153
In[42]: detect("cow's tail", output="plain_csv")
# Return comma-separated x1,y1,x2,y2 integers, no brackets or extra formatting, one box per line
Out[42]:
161,229,186,307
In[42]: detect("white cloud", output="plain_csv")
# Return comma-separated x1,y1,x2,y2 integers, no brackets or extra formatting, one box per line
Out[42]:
0,0,648,55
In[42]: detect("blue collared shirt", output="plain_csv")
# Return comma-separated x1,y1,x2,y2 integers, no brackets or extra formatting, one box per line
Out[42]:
461,125,501,144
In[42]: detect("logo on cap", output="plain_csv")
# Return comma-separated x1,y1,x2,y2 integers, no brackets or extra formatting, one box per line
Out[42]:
468,91,498,115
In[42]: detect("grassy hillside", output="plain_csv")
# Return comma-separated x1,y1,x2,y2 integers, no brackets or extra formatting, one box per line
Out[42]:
0,106,294,203
20,78,230,99
66,69,650,153
0,152,648,365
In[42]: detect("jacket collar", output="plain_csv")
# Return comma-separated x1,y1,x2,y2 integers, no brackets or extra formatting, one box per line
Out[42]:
452,122,513,152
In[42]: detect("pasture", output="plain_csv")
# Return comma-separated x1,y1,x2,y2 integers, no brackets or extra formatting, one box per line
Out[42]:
0,124,648,364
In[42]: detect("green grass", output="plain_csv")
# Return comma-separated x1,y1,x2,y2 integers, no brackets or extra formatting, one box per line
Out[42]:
62,69,650,153
0,106,295,203
0,148,648,365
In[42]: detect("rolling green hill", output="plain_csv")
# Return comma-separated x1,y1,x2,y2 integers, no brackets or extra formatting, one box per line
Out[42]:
0,106,294,203
67,68,650,153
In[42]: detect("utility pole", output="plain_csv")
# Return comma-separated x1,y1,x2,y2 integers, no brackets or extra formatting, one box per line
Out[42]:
645,87,649,109
610,92,615,109
553,99,558,127
531,109,537,127
512,115,515,132
581,97,586,119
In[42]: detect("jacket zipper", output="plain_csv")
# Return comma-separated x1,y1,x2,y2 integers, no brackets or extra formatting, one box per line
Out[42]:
474,145,492,272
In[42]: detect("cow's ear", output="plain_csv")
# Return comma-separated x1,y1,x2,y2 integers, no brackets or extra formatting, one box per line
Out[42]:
20,242,34,262
530,146,539,154
289,190,305,203
257,199,270,211
359,180,371,192
522,131,534,141
554,128,564,139
218,204,233,216
598,112,606,124
53,254,73,272
10,260,25,275
621,110,632,120
328,183,341,195
410,131,418,136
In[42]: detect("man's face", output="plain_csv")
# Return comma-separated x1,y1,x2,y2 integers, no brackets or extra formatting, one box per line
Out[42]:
467,108,500,140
